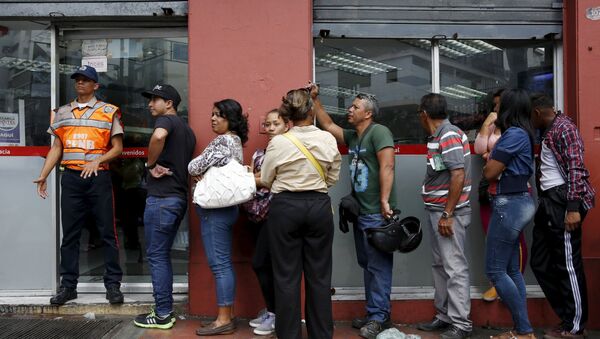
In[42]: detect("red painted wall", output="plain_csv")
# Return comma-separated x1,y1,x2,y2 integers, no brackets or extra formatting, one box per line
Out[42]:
186,1,600,329
564,0,600,329
187,0,313,317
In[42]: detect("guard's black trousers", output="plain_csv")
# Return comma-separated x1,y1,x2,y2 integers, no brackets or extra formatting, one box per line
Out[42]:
531,185,588,333
268,191,334,339
60,169,123,289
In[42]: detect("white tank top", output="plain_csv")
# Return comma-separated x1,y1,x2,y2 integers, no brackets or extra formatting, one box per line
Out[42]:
540,142,565,191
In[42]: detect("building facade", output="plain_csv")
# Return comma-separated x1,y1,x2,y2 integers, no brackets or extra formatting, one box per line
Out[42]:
0,0,598,328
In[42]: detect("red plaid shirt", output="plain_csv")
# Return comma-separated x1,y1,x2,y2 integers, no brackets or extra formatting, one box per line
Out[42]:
542,113,595,211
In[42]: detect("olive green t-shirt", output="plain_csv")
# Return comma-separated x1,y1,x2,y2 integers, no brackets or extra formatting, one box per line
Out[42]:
343,124,397,215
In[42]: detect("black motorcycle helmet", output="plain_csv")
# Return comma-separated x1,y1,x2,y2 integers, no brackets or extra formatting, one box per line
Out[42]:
396,216,422,253
366,213,422,253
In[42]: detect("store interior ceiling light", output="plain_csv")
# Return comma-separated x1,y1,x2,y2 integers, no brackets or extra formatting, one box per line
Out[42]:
316,51,397,76
440,89,468,99
408,39,502,59
319,85,375,98
454,84,486,96
440,84,486,99
440,40,502,57
439,44,466,58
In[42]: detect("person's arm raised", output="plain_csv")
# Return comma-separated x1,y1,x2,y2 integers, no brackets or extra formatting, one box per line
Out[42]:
310,84,345,144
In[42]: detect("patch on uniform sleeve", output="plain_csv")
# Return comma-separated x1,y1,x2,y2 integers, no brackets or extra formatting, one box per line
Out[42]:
104,106,114,113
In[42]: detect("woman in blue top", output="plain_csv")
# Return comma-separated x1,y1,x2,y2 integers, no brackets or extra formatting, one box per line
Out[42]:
483,89,536,339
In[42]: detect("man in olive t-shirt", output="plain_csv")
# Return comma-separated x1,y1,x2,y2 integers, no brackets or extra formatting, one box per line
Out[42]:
343,126,398,215
313,86,397,339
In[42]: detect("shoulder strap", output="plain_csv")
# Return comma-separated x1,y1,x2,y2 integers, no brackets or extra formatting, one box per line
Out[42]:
282,132,326,181
356,123,376,158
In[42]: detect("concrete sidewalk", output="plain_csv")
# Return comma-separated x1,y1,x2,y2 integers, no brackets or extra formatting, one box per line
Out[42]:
104,317,599,339
4,313,593,339
0,295,597,338
117,319,523,339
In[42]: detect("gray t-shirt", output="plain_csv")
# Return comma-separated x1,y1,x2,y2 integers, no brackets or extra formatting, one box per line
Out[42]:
422,120,472,212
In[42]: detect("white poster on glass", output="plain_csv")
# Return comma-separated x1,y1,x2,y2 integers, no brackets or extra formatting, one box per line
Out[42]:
0,112,23,146
82,56,108,72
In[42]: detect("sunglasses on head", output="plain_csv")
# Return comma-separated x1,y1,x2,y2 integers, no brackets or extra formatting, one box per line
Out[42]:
286,87,311,96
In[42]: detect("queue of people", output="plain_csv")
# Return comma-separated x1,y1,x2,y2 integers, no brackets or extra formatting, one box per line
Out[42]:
34,65,595,339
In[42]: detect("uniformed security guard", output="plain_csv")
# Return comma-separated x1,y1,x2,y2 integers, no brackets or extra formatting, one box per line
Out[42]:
34,65,124,305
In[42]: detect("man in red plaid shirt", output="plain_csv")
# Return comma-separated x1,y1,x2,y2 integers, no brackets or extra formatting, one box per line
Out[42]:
530,93,595,339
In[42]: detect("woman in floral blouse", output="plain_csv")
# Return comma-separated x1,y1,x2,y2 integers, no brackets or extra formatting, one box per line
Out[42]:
188,99,248,336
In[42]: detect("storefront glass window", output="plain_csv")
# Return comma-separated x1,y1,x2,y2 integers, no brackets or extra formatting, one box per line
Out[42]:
59,36,189,284
439,40,554,138
315,39,432,144
60,37,189,147
315,39,554,144
0,21,51,146
316,38,554,289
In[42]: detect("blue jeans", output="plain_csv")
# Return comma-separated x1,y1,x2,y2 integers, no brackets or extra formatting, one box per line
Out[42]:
144,195,187,317
353,213,393,322
486,193,535,334
196,205,239,306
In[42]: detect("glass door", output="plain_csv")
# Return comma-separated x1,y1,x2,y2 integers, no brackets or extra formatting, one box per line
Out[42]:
57,28,189,292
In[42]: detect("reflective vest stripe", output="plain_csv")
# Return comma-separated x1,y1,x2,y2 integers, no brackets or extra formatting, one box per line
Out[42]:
81,101,106,120
51,101,117,170
51,119,112,131
62,153,103,161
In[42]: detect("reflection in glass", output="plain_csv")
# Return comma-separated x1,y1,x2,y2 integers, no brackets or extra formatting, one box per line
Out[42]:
60,37,189,147
439,40,554,139
315,39,554,144
0,21,51,146
315,39,432,144
59,36,189,284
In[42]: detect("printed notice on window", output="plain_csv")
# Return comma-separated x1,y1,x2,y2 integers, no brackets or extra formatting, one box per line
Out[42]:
0,113,22,146
82,39,108,57
82,56,108,73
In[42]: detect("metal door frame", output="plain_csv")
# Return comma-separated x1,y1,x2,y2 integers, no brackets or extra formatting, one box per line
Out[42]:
52,24,188,295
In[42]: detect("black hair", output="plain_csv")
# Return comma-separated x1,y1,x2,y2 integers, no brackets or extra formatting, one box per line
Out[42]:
530,93,554,110
419,93,447,119
279,89,313,122
213,99,249,145
496,88,535,151
493,88,505,98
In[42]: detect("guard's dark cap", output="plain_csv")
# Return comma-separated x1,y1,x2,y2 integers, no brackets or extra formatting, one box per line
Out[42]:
70,65,98,82
142,84,181,108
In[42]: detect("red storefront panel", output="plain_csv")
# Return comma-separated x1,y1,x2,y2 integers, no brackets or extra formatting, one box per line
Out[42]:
564,0,600,329
187,0,313,317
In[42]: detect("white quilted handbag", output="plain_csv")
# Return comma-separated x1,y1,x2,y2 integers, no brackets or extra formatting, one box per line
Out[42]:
193,159,256,208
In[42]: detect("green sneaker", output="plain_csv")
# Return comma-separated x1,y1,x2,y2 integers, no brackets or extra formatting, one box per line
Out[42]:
133,309,176,329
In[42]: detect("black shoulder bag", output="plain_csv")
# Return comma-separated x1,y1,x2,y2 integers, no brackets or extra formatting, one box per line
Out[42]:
338,123,375,233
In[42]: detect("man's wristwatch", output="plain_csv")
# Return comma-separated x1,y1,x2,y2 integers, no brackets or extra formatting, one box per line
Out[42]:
146,162,156,170
441,211,453,219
